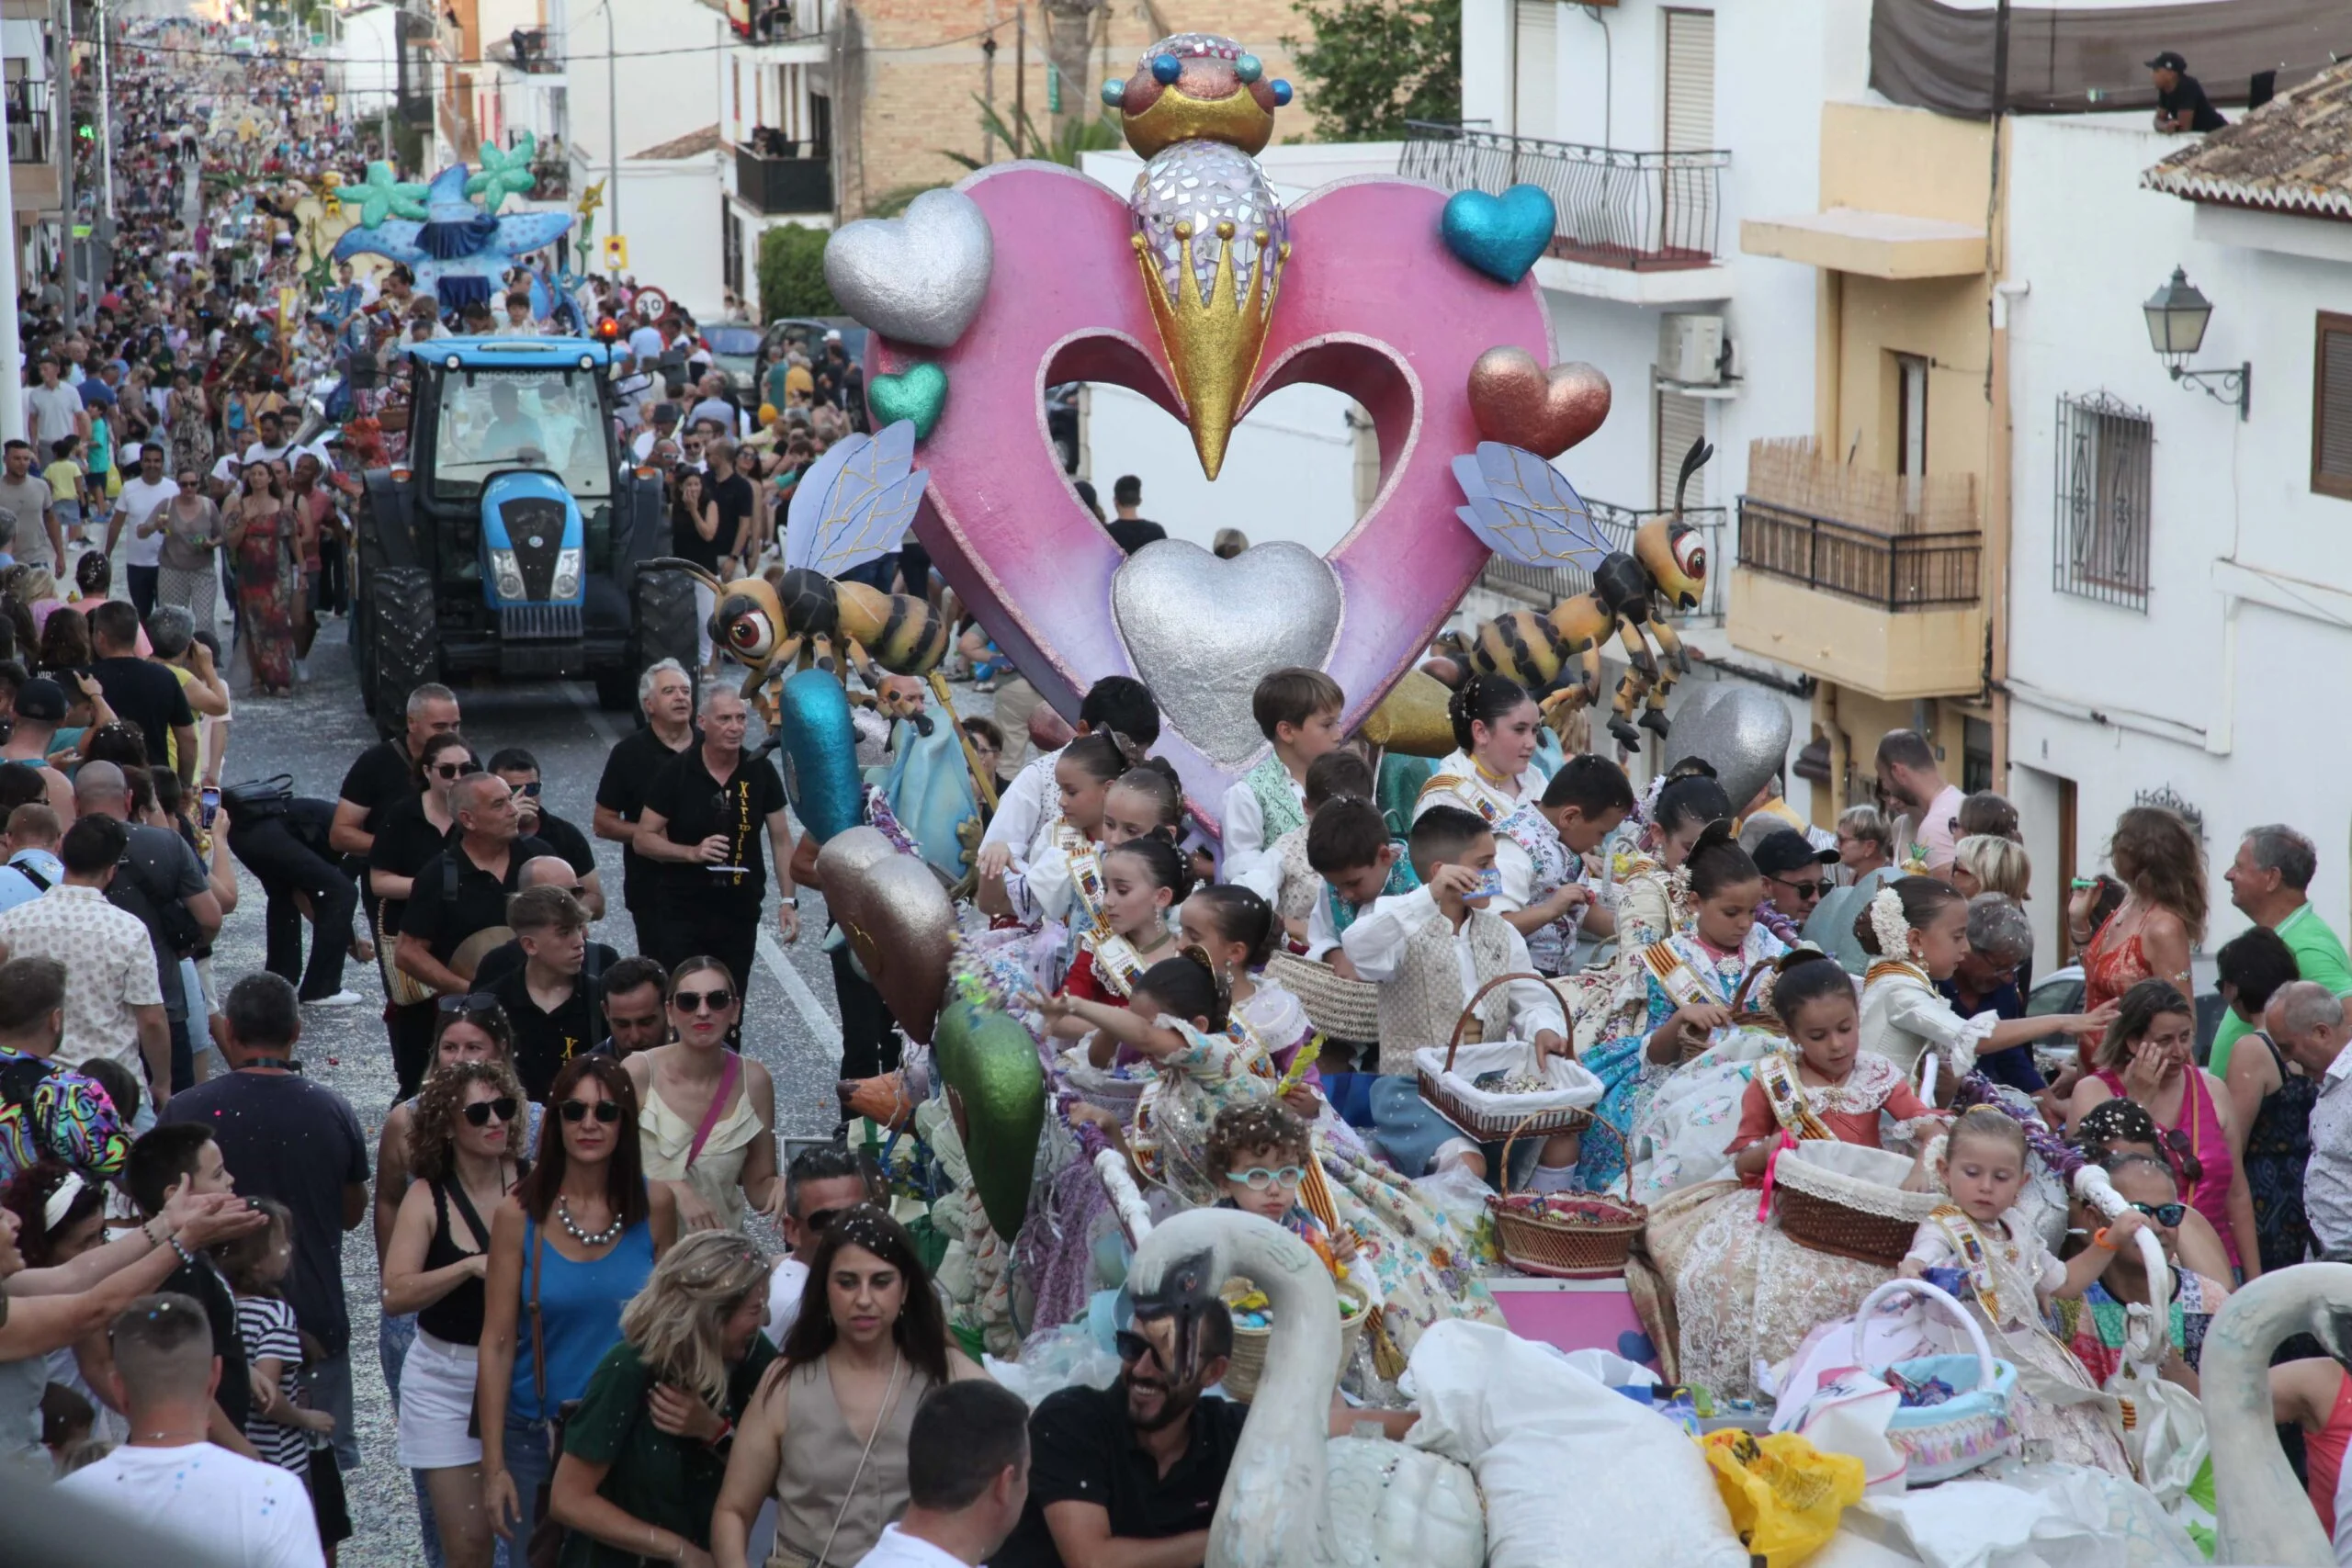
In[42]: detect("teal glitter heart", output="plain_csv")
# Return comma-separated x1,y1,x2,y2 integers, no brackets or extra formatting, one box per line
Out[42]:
868,361,949,440
1441,185,1557,286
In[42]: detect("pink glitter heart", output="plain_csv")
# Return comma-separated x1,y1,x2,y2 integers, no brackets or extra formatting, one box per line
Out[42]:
886,163,1553,820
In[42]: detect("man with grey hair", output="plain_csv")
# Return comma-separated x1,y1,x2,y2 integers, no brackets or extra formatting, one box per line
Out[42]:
1936,893,2046,1095
637,682,797,990
332,681,462,861
394,770,553,1002
144,603,229,725
2213,823,2352,1079
594,657,695,937
2268,980,2352,1258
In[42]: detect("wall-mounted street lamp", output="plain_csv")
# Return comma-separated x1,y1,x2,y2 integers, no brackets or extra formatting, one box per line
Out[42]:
2143,266,2249,420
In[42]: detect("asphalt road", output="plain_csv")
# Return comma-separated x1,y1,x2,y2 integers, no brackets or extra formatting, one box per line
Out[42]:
209,615,855,1562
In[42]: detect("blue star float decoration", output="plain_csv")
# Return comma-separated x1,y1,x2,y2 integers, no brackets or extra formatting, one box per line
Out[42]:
350,160,430,228
334,162,573,316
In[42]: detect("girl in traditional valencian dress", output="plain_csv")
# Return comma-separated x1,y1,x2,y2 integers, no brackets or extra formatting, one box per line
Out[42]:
1646,950,1940,1398
979,731,1128,988
1579,823,1787,1190
1054,838,1190,1056
1900,1107,2135,1474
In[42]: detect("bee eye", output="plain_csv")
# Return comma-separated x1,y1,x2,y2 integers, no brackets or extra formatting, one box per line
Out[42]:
1673,536,1706,579
723,607,777,658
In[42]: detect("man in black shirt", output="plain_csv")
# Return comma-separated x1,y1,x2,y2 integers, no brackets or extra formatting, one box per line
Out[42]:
159,974,370,1472
2149,51,2227,132
330,681,461,862
85,601,196,787
636,684,798,994
396,773,552,996
1104,473,1168,556
489,746,605,919
485,886,600,1099
594,658,696,939
993,1305,1245,1568
226,793,360,1003
707,439,760,564
591,955,671,1059
119,1122,272,1458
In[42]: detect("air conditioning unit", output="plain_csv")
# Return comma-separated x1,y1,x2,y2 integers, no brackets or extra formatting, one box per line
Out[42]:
1660,313,1724,386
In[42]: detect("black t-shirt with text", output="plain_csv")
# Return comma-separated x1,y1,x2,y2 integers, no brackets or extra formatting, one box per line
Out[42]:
594,725,695,912
640,747,785,913
487,966,599,1100
90,655,194,770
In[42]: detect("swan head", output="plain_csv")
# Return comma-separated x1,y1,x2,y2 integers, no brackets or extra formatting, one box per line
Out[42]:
1130,1205,1322,1384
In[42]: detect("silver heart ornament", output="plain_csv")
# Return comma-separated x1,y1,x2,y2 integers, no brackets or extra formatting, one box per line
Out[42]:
1111,540,1342,769
1666,684,1792,812
823,188,994,350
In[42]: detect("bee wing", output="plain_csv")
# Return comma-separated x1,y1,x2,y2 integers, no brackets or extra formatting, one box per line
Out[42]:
786,422,924,575
1452,443,1611,572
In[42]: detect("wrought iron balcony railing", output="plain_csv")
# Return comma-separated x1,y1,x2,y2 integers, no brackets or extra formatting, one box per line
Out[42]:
1399,120,1727,271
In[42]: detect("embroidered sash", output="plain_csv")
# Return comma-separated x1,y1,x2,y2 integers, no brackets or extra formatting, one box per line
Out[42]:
1928,1204,2009,1329
1057,819,1111,939
1087,932,1150,999
1641,941,1718,1012
1754,1053,1837,1142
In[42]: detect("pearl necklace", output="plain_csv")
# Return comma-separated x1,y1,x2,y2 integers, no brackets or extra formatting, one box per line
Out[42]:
555,1195,625,1248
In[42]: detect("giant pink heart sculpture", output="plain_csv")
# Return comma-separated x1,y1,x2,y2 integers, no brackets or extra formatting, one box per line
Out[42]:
880,163,1553,821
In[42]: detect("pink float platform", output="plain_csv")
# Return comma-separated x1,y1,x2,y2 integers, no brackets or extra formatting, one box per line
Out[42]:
1487,1275,1662,1373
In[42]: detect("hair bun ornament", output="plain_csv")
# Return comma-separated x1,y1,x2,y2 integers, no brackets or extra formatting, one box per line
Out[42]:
1869,885,1913,958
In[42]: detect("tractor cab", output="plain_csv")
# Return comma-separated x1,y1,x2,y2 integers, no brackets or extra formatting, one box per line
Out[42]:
349,336,699,726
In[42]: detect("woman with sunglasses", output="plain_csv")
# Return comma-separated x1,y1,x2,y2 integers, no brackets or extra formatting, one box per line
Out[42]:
382,1059,529,1568
480,1055,677,1551
625,957,782,1235
2067,976,2253,1274
370,732,480,1096
710,1205,985,1568
2052,1152,2230,1395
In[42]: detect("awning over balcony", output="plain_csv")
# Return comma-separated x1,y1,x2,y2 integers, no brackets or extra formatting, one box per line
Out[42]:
1740,207,1984,279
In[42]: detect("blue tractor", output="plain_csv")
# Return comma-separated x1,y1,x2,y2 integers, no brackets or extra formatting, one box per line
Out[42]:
349,337,701,728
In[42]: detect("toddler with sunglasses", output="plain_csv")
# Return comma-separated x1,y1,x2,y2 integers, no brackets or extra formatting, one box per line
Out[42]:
1895,1107,2137,1472
1205,1102,1355,1273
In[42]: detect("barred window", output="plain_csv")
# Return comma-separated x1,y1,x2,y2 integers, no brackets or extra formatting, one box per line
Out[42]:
2053,392,2152,611
2315,311,2352,502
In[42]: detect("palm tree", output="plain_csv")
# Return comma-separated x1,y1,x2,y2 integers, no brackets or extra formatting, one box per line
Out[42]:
942,96,1121,172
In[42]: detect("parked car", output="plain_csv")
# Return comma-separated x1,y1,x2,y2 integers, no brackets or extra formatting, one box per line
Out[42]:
2025,962,2227,1083
707,323,764,399
763,316,871,374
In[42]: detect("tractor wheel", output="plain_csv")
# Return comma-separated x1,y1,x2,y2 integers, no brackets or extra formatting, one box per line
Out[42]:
632,563,703,678
593,668,638,712
369,566,439,738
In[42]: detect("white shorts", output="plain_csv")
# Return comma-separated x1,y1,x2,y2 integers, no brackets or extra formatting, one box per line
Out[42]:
395,1329,484,1471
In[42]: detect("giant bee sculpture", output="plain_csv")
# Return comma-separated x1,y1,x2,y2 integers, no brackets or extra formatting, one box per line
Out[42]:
1444,436,1713,750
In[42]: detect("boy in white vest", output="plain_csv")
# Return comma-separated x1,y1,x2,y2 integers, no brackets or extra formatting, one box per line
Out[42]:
1339,805,1583,1189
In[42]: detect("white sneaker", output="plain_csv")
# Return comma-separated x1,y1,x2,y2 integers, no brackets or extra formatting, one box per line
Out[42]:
304,989,364,1008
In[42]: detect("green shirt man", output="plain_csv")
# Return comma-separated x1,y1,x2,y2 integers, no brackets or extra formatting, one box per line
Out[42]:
2212,826,2352,1077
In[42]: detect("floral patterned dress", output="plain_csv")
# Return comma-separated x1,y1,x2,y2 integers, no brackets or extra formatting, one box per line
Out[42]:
1578,920,1787,1190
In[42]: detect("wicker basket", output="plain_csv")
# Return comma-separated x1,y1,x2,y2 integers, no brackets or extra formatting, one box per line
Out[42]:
1770,1142,1941,1267
1265,950,1381,1042
1488,1117,1646,1279
1221,1278,1368,1403
1416,973,1599,1143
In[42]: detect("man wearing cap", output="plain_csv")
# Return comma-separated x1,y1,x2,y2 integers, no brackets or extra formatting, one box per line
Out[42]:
0,676,77,818
629,400,682,464
1752,827,1840,931
2150,51,2226,132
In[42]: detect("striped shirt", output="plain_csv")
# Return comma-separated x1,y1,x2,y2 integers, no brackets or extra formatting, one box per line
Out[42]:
233,1293,311,1475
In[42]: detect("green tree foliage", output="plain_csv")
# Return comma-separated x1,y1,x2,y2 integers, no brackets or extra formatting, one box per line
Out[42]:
1283,0,1462,142
757,223,837,322
943,97,1123,171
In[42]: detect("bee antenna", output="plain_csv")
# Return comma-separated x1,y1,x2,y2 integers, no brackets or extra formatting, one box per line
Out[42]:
1673,437,1714,517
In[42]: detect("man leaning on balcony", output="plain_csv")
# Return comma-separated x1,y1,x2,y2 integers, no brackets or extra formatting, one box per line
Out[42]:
2149,51,2227,134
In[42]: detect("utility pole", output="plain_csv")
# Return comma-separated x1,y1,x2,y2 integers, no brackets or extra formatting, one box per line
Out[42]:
0,62,24,441
96,0,110,225
52,0,73,325
602,0,617,240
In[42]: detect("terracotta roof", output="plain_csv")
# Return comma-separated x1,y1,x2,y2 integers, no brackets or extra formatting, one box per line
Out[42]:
2143,61,2352,221
633,124,723,161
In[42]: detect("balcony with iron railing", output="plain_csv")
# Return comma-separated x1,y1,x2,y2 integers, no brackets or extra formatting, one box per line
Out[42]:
1476,502,1727,622
1728,437,1985,699
1399,120,1728,276
735,139,831,215
5,75,50,164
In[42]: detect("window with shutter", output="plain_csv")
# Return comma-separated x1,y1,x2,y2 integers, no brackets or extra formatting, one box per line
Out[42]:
2313,312,2352,502
1656,389,1707,511
1513,1,1557,142
1664,10,1716,152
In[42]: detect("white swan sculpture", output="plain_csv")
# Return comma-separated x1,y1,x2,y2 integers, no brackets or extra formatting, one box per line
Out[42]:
1132,1208,2352,1568
1128,1206,1487,1568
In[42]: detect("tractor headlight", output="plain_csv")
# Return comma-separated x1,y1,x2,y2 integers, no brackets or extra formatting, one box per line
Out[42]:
551,548,582,601
490,548,526,602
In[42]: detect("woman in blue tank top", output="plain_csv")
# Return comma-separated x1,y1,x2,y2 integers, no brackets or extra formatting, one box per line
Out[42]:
478,1055,678,1551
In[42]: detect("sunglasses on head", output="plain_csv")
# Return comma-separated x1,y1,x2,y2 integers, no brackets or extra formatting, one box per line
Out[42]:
559,1099,623,1124
460,1097,518,1127
2131,1200,2188,1228
675,987,735,1013
436,992,497,1015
